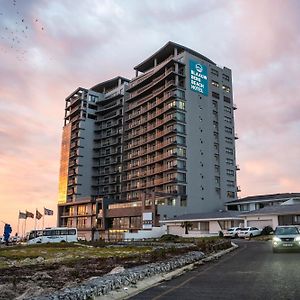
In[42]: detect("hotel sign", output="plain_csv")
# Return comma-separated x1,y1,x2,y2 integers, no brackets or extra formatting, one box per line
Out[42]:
189,60,208,96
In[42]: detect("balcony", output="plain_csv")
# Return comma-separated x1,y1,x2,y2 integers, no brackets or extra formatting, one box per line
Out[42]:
233,103,237,110
235,134,239,140
236,165,240,171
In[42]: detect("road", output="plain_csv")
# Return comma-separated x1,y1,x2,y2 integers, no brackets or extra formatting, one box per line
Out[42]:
130,240,300,300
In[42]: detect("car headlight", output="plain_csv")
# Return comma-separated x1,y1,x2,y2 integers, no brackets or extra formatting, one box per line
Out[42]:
295,236,300,242
273,237,281,242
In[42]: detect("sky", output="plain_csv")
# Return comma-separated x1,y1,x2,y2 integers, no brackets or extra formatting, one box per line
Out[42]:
0,0,299,234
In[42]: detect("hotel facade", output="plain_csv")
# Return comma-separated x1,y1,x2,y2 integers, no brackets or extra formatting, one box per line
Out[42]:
57,42,239,240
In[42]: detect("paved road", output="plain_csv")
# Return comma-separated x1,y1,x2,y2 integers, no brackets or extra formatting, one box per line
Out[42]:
130,240,300,300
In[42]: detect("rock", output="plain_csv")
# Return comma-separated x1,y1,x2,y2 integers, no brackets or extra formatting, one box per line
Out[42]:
108,266,125,275
32,271,53,280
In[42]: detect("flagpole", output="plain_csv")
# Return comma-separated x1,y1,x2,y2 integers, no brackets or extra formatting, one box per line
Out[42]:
43,207,45,229
17,211,20,237
34,208,37,231
24,217,27,238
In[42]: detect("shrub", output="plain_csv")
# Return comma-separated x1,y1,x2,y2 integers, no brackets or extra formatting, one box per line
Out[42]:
159,234,179,242
261,226,273,235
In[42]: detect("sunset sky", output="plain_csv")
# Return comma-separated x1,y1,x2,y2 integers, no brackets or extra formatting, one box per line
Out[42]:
0,0,299,234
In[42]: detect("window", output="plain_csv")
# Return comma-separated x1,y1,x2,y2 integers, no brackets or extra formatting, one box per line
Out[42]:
225,147,233,155
177,160,186,170
222,85,231,93
176,135,186,145
200,222,209,232
226,169,234,176
180,198,187,207
176,89,185,99
212,92,220,99
225,137,233,144
89,95,98,102
224,116,232,124
77,205,87,215
227,180,235,187
215,165,220,173
224,96,231,103
222,74,230,81
212,80,219,87
211,69,219,76
176,124,186,134
177,172,186,182
177,147,186,157
224,106,231,113
177,100,185,110
88,114,96,120
88,104,97,110
225,126,233,134
214,143,219,151
212,100,218,110
227,191,235,198
176,112,186,122
77,217,88,228
213,121,218,131
226,158,234,165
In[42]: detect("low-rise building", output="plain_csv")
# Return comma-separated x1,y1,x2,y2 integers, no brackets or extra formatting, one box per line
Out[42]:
225,193,300,212
161,211,243,237
241,204,300,229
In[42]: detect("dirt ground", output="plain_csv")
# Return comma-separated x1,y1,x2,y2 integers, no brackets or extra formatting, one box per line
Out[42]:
0,246,196,299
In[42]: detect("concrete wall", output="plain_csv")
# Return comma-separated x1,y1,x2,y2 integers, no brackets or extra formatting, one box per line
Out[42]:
182,50,237,214
124,226,167,240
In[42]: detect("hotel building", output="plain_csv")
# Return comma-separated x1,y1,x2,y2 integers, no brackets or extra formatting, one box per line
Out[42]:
57,42,239,240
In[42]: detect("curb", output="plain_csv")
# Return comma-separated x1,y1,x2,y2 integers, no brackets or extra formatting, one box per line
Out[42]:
96,242,238,300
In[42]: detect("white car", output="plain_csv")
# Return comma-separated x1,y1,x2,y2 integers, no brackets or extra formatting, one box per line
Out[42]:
223,227,243,238
238,227,262,238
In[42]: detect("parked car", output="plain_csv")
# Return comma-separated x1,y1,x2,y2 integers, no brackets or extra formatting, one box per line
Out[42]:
223,227,243,238
272,226,300,253
238,227,262,238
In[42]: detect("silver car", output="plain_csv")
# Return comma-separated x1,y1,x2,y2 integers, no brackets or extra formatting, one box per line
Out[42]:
272,226,300,253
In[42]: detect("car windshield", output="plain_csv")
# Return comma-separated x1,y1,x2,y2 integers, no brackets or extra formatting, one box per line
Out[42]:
227,229,233,232
240,228,249,231
275,227,299,235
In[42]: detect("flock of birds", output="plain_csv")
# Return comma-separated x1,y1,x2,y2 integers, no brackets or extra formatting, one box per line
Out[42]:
0,0,46,61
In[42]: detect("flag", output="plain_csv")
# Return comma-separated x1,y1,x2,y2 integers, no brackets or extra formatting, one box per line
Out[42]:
19,211,27,219
36,209,43,220
26,211,34,218
44,208,54,216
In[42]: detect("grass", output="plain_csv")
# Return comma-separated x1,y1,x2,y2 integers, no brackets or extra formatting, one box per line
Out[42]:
0,243,153,268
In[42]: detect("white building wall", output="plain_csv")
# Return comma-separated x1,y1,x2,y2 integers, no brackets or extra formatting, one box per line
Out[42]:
244,215,278,229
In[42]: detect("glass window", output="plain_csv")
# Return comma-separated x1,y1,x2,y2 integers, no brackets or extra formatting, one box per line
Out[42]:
224,96,231,103
176,112,186,122
177,100,186,110
211,69,219,76
177,160,186,170
212,80,219,87
176,124,186,134
224,106,231,113
225,126,233,134
226,169,234,176
212,92,220,99
177,147,186,157
225,147,233,155
176,135,186,145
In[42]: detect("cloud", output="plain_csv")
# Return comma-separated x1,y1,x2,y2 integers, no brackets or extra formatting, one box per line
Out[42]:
0,0,299,233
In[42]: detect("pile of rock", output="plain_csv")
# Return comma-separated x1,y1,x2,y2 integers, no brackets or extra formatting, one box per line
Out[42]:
31,251,204,300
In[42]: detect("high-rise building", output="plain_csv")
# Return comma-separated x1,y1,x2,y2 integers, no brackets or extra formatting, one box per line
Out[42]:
57,42,239,240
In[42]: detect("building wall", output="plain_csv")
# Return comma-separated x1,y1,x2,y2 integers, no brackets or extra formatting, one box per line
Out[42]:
244,215,278,229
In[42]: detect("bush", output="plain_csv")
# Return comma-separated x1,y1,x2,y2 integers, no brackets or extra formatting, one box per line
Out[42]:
159,234,179,242
261,226,273,235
